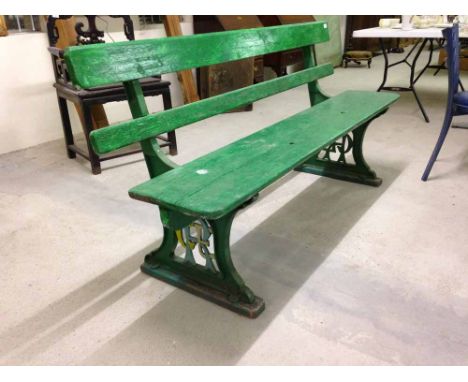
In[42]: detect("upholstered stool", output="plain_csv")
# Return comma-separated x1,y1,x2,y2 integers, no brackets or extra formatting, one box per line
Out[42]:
343,50,373,68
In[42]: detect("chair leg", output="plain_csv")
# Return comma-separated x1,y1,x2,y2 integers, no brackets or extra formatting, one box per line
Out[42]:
162,88,178,155
57,95,76,158
421,113,453,181
81,103,101,175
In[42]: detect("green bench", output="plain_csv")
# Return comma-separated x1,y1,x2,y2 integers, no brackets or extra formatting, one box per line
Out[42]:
64,21,398,318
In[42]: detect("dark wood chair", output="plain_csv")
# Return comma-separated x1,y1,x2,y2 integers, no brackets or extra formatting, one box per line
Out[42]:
47,15,177,174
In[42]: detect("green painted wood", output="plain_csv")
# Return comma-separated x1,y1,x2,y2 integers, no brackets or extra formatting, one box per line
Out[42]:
123,79,177,177
64,21,329,89
302,46,329,106
90,64,333,155
129,90,399,219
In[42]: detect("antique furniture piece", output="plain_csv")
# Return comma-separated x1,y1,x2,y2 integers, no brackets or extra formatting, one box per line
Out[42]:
345,15,400,54
353,26,468,123
0,16,8,36
343,50,373,68
258,15,315,77
64,21,398,317
47,15,177,174
163,16,199,103
422,24,468,181
193,16,264,112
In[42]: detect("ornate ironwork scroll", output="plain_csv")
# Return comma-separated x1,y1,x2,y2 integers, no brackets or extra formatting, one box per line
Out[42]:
317,133,355,165
296,121,383,187
176,219,219,273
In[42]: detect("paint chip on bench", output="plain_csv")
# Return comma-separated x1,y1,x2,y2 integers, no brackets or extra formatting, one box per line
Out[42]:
196,169,208,175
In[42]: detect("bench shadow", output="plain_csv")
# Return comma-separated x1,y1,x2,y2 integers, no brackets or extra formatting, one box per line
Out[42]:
0,161,321,365
0,244,156,365
79,165,403,365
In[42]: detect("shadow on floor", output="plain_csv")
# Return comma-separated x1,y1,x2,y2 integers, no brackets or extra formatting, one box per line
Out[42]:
81,166,403,365
421,139,468,181
1,165,405,365
0,244,154,364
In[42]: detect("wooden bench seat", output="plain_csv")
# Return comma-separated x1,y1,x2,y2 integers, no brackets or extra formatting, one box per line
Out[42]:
129,90,398,219
64,21,399,318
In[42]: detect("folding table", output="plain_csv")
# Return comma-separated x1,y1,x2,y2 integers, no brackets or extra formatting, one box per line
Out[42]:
353,26,466,123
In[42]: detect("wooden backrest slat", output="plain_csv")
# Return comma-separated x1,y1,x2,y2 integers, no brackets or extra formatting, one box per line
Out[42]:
90,63,333,154
65,21,329,88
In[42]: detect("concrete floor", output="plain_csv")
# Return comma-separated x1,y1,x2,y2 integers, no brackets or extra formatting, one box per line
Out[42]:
1,48,468,365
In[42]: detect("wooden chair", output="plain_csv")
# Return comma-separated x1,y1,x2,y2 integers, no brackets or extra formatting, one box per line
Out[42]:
47,16,177,174
422,23,468,181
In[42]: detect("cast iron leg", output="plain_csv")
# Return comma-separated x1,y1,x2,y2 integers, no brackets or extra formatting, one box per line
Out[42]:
162,88,178,156
82,102,101,175
295,117,384,187
57,95,76,159
141,209,265,318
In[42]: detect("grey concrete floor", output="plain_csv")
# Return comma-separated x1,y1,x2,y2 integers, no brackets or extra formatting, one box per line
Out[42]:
1,48,468,365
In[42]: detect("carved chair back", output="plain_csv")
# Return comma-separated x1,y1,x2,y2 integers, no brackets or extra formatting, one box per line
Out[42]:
46,16,135,86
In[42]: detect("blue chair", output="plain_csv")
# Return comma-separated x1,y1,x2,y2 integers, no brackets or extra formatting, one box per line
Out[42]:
422,23,468,181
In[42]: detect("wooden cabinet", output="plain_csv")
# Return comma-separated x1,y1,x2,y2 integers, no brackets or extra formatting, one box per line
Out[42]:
258,15,315,76
193,15,316,112
194,16,263,111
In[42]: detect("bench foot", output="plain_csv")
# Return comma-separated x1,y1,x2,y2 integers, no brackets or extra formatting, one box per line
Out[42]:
141,262,265,318
297,161,382,187
142,210,265,318
295,121,382,187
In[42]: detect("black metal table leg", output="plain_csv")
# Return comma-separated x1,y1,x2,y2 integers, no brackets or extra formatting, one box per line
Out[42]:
414,38,434,84
410,38,430,122
378,38,389,91
377,37,431,123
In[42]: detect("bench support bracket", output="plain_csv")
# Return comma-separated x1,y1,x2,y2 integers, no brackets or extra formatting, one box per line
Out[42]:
141,209,265,318
295,119,383,187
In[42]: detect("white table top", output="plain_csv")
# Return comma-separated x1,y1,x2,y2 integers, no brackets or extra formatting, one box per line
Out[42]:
353,27,448,39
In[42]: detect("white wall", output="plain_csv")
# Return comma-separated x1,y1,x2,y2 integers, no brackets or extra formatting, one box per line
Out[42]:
0,16,346,156
0,19,194,155
340,15,347,52
0,32,60,155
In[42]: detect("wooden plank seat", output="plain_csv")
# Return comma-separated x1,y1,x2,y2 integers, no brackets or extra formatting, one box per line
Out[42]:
64,21,399,318
129,90,397,218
